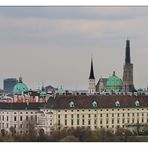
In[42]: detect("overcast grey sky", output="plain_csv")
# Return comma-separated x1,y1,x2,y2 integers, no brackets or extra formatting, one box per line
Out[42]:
0,7,148,90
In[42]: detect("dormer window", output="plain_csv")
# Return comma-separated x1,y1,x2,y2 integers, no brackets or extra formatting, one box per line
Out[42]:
69,101,75,108
135,100,140,107
115,101,120,107
92,101,97,108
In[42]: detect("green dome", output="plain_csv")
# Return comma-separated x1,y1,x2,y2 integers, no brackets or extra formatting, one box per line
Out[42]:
105,71,123,92
40,85,46,98
56,86,65,94
13,77,29,95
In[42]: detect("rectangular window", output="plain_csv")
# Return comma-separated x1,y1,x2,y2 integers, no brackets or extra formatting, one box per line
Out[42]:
117,119,120,124
58,120,60,125
132,113,134,117
132,119,134,123
100,114,102,117
58,114,60,118
35,115,37,121
123,113,125,117
117,113,120,117
82,119,85,125
142,113,144,116
106,119,108,124
6,123,8,128
100,119,102,124
112,114,114,117
122,119,125,123
31,116,33,120
65,114,67,118
88,120,91,125
14,124,17,128
26,116,28,121
106,114,108,117
65,120,67,126
20,116,22,121
71,119,73,126
127,119,130,123
77,114,79,118
142,118,144,123
94,119,97,125
112,119,114,124
94,114,97,118
7,116,8,121
88,114,91,118
2,116,4,121
14,116,17,121
71,114,73,118
77,119,79,125
137,113,139,116
20,124,23,128
128,113,130,117
82,115,84,118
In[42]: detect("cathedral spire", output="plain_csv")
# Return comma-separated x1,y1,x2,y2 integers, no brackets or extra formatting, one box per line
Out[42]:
125,40,131,64
89,58,95,79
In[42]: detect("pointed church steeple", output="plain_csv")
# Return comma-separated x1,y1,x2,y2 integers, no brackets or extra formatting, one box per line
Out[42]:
88,57,95,95
125,40,131,64
89,58,95,79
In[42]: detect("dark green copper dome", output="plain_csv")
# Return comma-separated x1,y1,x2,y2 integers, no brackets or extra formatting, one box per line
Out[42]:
13,77,29,95
105,71,123,92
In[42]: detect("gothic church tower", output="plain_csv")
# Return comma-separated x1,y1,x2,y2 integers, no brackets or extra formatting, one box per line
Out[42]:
122,40,135,92
88,58,96,94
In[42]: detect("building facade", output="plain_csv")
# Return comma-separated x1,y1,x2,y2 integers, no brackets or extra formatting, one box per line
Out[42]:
36,95,148,134
0,102,45,134
3,78,18,93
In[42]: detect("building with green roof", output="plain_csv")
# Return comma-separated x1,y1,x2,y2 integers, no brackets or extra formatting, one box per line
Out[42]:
104,71,123,92
40,85,46,98
13,77,29,95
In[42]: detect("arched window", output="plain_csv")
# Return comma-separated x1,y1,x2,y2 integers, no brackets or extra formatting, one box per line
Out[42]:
115,100,120,107
69,101,75,108
135,100,140,107
92,101,97,108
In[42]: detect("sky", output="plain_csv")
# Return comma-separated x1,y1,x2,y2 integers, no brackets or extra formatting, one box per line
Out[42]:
0,7,148,90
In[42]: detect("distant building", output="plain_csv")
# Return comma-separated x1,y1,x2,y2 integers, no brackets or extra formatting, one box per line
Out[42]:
96,78,108,93
3,78,18,93
122,40,136,92
88,58,96,95
104,71,123,92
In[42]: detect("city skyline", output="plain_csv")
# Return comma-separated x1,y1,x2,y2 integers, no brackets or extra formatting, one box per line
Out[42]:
0,7,148,90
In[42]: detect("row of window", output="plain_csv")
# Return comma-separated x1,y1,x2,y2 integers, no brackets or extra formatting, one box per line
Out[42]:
57,112,148,119
0,115,37,121
0,123,32,129
0,111,37,114
57,117,148,127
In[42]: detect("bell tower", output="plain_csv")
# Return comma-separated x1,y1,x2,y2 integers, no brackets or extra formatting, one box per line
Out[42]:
122,40,135,92
88,58,96,95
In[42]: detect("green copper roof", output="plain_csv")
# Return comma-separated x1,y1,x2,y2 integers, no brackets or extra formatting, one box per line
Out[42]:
105,71,123,92
56,86,65,94
13,77,29,95
40,85,46,98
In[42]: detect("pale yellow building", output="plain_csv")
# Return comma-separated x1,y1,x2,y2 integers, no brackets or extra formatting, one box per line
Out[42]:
37,94,148,134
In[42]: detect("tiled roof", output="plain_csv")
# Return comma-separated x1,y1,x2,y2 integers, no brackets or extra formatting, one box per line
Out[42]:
46,95,148,109
0,102,45,110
